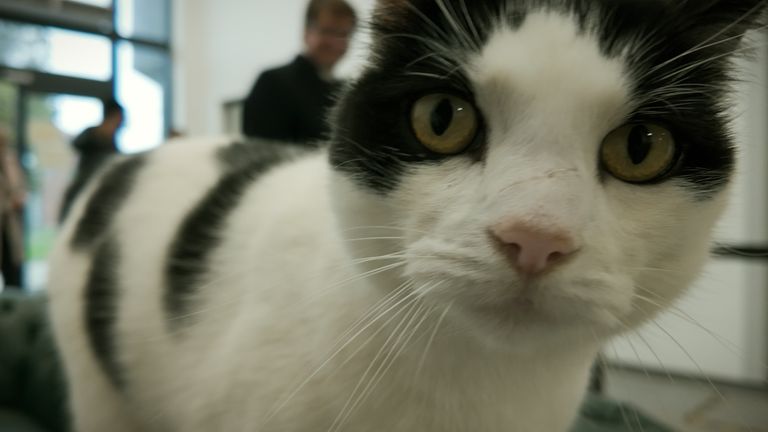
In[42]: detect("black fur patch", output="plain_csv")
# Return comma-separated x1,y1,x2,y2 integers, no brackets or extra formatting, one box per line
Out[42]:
165,142,295,330
217,139,306,171
329,0,765,195
71,156,147,250
84,239,125,389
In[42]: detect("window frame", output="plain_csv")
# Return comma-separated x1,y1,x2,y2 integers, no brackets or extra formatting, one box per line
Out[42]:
0,0,172,136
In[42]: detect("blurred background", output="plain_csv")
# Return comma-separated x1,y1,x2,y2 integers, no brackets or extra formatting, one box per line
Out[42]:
0,0,378,292
0,1,765,431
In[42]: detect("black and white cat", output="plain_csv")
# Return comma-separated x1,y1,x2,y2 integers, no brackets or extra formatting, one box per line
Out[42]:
49,0,767,431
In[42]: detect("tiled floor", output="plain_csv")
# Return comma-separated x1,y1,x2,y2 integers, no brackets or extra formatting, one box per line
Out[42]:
604,367,768,432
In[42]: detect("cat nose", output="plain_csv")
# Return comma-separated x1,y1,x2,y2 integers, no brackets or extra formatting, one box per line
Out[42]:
489,223,579,276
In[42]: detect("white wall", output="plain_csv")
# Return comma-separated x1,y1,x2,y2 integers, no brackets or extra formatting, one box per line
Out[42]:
717,33,768,246
173,0,376,136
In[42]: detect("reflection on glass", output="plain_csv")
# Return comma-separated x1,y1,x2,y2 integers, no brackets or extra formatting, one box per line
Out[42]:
118,0,170,43
68,0,113,7
117,42,168,153
0,19,111,81
0,81,18,291
0,81,17,141
23,94,102,290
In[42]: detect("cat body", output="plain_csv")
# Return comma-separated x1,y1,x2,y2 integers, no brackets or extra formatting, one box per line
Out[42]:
49,1,766,431
52,144,593,432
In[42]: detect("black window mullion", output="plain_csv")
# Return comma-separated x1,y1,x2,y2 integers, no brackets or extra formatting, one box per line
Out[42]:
0,2,113,37
119,36,170,51
1,67,111,100
110,1,118,96
14,85,25,161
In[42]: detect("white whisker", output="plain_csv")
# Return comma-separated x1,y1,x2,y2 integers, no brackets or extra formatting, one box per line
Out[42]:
260,281,416,427
328,294,423,432
415,301,453,379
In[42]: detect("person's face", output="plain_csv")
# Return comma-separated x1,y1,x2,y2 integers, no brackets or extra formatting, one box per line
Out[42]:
304,10,355,71
103,112,124,135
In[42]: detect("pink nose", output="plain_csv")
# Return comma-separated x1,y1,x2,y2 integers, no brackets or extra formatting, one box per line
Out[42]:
490,223,579,276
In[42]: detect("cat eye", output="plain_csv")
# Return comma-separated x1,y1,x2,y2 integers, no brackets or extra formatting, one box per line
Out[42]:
411,94,478,154
601,123,678,183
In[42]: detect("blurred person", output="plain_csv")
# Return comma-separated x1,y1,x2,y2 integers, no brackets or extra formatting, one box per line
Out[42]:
0,127,25,288
241,0,357,144
59,98,124,221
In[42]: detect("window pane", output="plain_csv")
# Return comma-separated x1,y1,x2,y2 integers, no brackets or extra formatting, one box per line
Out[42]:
0,19,112,81
117,0,170,43
116,41,170,153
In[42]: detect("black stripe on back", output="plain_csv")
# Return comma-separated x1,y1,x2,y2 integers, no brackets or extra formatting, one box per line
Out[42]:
84,239,125,389
165,142,295,331
71,156,146,250
217,139,307,171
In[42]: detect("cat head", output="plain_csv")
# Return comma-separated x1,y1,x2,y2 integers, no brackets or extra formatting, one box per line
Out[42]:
329,0,767,350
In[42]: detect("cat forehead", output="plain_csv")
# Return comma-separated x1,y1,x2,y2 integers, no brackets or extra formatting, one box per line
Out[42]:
471,12,629,129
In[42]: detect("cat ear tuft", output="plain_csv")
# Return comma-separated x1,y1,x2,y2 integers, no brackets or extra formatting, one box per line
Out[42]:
374,0,416,13
375,0,413,7
371,0,421,32
681,0,766,16
677,0,767,35
661,0,767,57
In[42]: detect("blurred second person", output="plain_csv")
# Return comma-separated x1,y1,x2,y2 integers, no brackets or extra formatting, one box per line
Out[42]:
242,0,357,144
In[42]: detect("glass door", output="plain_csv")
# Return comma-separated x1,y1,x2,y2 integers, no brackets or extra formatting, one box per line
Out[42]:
22,92,102,290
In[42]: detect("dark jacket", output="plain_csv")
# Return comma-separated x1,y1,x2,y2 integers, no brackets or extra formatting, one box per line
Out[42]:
59,127,118,221
241,55,342,145
71,127,118,180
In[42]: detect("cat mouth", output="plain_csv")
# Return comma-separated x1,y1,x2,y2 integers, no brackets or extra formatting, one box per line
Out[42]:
465,285,624,330
406,256,632,329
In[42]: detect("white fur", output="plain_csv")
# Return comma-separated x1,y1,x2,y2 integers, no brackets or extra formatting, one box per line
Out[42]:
49,12,730,432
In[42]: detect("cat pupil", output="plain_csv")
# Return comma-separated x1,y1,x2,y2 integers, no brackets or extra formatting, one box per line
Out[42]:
627,125,652,165
430,98,454,136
